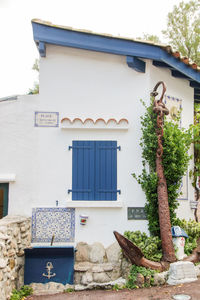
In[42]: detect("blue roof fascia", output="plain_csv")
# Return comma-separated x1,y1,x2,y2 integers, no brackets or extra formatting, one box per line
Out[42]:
32,22,163,60
161,52,200,83
32,21,200,84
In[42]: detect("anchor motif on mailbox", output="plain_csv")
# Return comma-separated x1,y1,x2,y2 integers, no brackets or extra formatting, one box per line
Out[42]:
42,262,56,279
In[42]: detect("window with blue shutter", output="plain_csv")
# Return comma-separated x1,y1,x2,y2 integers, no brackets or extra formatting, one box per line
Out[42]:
68,141,120,200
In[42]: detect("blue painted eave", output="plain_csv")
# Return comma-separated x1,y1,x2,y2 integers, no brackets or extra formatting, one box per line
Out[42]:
31,20,200,88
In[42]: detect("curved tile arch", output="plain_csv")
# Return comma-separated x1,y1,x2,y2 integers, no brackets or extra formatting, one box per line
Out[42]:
95,118,107,124
61,117,129,130
117,118,129,125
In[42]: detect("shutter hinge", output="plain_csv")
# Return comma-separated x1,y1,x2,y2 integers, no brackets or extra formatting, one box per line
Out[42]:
97,189,121,194
68,146,92,150
68,189,91,194
98,146,121,151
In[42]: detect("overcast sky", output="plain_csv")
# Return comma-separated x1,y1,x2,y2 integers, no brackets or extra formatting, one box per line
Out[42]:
0,0,183,98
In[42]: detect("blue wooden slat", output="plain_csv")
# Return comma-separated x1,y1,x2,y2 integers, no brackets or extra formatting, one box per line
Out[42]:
112,141,117,200
72,141,77,200
95,141,118,201
83,142,87,200
107,141,112,200
78,141,83,200
84,141,95,200
95,141,100,200
72,141,94,200
90,142,95,200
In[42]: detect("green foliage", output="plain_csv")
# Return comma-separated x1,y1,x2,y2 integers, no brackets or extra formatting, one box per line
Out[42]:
124,230,162,262
174,218,200,255
162,0,200,65
112,283,124,291
28,82,39,95
137,34,161,44
163,120,192,225
28,58,39,94
64,288,74,293
10,285,33,300
189,104,200,199
32,58,39,72
126,265,157,289
133,99,192,236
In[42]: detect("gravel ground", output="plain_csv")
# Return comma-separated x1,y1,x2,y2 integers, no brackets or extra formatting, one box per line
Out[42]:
27,278,200,300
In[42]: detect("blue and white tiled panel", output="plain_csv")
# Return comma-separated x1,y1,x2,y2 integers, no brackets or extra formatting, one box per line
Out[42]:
164,95,182,127
32,208,75,243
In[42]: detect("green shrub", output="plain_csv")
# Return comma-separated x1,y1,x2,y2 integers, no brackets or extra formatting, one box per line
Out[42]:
10,285,33,300
126,265,157,289
174,218,200,255
125,219,200,262
124,230,162,262
112,283,124,291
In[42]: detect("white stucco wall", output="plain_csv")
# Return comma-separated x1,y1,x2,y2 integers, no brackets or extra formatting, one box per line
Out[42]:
0,44,195,246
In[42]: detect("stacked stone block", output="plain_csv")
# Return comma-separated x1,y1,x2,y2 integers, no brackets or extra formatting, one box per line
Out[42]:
0,216,31,300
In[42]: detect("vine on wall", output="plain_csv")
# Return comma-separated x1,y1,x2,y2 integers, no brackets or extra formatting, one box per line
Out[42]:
190,104,200,207
133,98,192,237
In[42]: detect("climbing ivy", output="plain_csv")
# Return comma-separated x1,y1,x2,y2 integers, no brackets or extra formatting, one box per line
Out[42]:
133,99,192,236
189,104,200,203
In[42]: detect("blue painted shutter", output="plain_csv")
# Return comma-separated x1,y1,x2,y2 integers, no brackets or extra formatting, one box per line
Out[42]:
95,141,118,200
72,141,95,200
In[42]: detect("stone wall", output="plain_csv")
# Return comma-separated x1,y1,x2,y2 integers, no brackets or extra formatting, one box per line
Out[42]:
31,241,129,295
0,215,31,300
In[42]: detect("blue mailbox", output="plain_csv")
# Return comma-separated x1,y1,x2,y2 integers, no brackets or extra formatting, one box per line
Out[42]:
24,246,75,285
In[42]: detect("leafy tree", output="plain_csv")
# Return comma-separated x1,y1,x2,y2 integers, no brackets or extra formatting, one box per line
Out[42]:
137,34,161,44
162,0,200,64
32,58,39,72
28,59,39,94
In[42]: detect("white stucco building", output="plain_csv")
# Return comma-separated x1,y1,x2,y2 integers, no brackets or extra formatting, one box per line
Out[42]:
0,19,200,246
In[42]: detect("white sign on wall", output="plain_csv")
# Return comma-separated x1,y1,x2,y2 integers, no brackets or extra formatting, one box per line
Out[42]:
35,112,59,127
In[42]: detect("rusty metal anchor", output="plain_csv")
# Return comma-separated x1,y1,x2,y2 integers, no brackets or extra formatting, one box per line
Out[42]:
113,82,176,270
151,81,176,263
